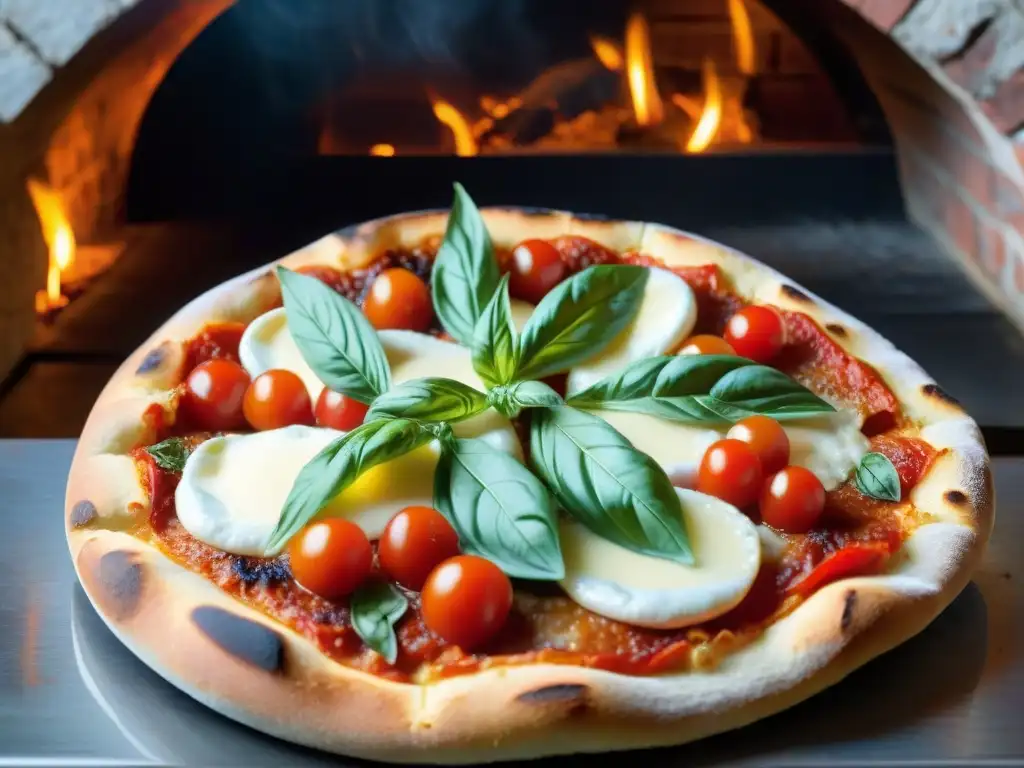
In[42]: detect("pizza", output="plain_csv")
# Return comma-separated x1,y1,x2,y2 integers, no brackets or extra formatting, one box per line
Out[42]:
66,184,993,763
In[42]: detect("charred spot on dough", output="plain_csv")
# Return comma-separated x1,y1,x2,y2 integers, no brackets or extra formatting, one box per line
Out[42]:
93,551,143,621
516,684,589,706
780,284,813,304
944,490,969,506
192,606,284,672
136,346,167,375
840,590,857,633
921,383,962,409
825,323,847,338
70,500,97,528
572,212,611,222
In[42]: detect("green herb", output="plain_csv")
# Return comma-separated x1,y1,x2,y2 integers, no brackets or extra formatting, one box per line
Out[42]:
367,378,487,424
488,380,564,418
145,438,191,472
530,406,693,565
266,419,432,553
434,438,564,580
568,354,834,423
471,274,518,388
276,267,390,404
431,183,501,346
515,265,648,381
350,581,408,664
854,452,901,502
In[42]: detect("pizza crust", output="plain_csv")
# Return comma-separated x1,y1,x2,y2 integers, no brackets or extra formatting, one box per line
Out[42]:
66,208,993,763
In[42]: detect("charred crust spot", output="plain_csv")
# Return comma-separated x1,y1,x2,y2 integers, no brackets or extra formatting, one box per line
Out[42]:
945,490,969,505
825,323,847,337
192,606,284,672
136,346,166,374
516,684,589,705
572,212,611,222
840,590,857,633
231,557,291,586
921,383,961,408
96,551,143,620
70,500,97,527
781,284,813,303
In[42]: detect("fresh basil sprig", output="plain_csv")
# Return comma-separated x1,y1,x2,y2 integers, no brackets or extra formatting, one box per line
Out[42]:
267,418,432,553
854,452,901,502
277,267,390,404
431,183,501,346
530,406,693,565
567,354,834,423
471,274,518,388
487,380,564,418
516,265,649,381
434,438,564,580
367,378,487,424
350,581,408,664
145,437,191,472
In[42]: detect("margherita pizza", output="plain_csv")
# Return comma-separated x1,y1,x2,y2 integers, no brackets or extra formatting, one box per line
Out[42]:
66,185,993,763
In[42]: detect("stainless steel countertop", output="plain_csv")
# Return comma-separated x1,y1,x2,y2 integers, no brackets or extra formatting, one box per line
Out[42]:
1,439,1021,766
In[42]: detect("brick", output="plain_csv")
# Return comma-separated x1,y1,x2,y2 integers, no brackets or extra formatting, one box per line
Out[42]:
1012,243,1024,295
2,0,115,66
943,21,1000,97
0,24,51,122
979,220,1008,278
894,0,1003,61
847,0,916,31
943,184,979,261
981,70,1024,134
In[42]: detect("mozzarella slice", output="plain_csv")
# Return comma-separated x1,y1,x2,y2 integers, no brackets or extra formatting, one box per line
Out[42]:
559,488,760,628
594,408,868,491
239,308,323,400
566,268,697,396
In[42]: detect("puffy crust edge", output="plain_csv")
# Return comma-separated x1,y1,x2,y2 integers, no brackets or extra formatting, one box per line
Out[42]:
66,208,993,763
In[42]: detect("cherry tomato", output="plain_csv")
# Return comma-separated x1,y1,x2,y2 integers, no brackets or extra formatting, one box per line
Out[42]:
180,359,250,431
421,555,513,650
508,239,567,304
723,306,785,363
697,438,764,509
678,334,736,356
379,506,461,590
315,388,369,431
288,519,373,599
362,268,433,332
760,466,826,533
243,369,314,431
726,415,790,475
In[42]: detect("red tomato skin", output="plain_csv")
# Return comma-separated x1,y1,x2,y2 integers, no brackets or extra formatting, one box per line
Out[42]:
785,542,890,597
421,555,513,650
727,415,790,475
315,389,369,431
508,239,567,304
243,370,314,431
696,439,764,509
362,268,433,332
759,466,826,533
288,519,373,600
724,306,785,363
379,506,461,591
180,359,251,431
678,334,736,356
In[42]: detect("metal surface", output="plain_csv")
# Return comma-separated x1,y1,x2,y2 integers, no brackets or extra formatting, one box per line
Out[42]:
0,439,1021,766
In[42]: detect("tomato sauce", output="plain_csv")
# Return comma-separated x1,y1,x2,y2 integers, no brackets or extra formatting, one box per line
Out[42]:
136,236,937,682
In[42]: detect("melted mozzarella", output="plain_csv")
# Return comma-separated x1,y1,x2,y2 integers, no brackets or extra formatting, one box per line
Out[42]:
559,488,760,628
595,408,868,491
239,308,323,400
566,268,697,396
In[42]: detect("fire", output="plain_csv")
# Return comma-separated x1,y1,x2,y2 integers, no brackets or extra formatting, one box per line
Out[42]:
686,59,723,153
370,143,396,157
624,13,663,127
589,35,624,71
728,0,756,76
27,178,75,312
431,98,479,157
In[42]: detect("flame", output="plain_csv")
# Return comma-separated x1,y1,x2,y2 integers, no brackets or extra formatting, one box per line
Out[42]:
624,13,663,127
728,0,756,76
431,98,479,156
590,35,624,71
27,178,75,311
686,59,723,153
370,143,396,157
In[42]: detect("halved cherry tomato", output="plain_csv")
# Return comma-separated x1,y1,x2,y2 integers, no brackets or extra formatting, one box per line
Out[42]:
379,506,461,590
727,415,790,475
362,268,433,332
421,555,513,650
180,359,250,431
508,239,567,304
723,306,785,363
760,466,825,533
785,542,890,598
678,334,736,356
315,388,369,431
288,519,373,599
697,439,763,509
243,369,314,431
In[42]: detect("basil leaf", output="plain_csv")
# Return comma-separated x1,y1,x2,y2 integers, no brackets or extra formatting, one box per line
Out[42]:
367,378,487,423
709,365,835,419
854,452,901,502
567,356,676,407
431,183,501,345
277,267,390,404
267,418,432,552
472,274,517,388
516,265,648,380
531,406,693,565
145,438,191,472
487,380,564,418
350,581,408,665
434,438,564,580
